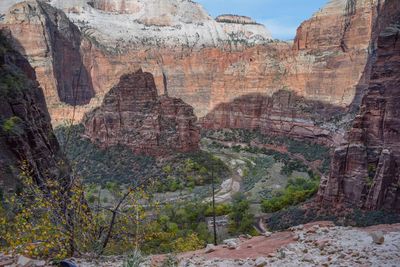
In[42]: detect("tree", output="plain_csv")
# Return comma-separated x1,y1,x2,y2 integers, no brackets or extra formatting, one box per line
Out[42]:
228,193,256,235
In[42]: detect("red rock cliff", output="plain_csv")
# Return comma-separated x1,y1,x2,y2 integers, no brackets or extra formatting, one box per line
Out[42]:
200,90,346,145
318,0,400,211
0,32,71,193
0,0,381,132
83,70,200,157
0,0,94,108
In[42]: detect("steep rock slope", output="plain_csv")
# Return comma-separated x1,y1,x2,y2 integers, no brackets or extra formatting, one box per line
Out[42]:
200,90,346,145
216,14,272,42
83,70,200,157
0,33,71,193
0,0,386,147
0,0,94,106
49,0,271,46
318,0,400,211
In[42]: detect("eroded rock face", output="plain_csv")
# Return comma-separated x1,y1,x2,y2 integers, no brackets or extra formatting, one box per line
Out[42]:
215,14,272,41
83,70,200,157
200,90,346,145
0,33,71,193
0,0,94,107
88,0,142,14
318,0,400,211
0,0,380,133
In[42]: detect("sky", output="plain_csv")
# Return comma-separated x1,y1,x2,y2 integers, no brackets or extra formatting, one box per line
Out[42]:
196,0,329,40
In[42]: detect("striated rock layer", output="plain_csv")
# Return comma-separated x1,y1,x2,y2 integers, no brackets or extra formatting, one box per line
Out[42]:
0,33,71,193
0,0,94,108
0,0,379,132
318,0,400,211
83,70,200,157
200,90,346,145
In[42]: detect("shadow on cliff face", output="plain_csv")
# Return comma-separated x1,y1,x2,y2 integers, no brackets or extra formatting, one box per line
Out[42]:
82,69,200,157
200,90,347,145
2,1,95,106
318,0,400,212
0,30,71,193
40,2,95,106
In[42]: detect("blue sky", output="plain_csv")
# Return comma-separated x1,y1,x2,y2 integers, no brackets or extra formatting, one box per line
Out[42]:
196,0,329,40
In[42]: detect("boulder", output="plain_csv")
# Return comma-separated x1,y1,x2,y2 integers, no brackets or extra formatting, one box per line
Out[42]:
255,257,268,267
302,254,314,263
17,255,34,267
262,231,272,237
370,231,385,245
205,244,216,253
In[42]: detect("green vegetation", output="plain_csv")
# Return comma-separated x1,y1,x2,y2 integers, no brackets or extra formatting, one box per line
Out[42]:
154,152,229,192
1,116,24,136
123,250,145,267
242,157,273,191
142,201,215,254
266,207,400,232
55,124,157,185
287,140,330,163
56,125,229,191
203,128,331,174
141,196,256,254
266,207,335,231
0,32,29,98
261,177,320,213
228,193,257,236
350,209,400,227
161,254,179,267
0,72,28,97
366,163,377,187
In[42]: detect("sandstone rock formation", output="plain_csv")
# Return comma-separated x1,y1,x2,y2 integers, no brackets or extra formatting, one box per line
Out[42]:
200,90,346,145
318,0,400,211
0,33,71,193
49,0,270,46
0,0,94,107
215,14,272,42
83,70,200,157
0,0,380,133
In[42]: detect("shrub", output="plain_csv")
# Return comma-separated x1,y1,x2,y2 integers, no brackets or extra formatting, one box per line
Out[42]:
1,116,24,135
205,203,232,217
228,193,257,236
55,125,158,185
265,207,400,231
123,250,145,267
0,170,92,259
161,254,178,267
261,177,319,213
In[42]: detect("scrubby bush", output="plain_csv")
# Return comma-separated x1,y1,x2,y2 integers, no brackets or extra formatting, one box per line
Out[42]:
266,207,400,232
261,177,320,213
203,129,332,174
123,250,145,267
2,116,23,135
55,125,158,185
228,193,257,236
56,125,230,192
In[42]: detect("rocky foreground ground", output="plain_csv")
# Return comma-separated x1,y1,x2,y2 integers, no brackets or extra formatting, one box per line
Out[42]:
175,222,400,267
2,221,400,267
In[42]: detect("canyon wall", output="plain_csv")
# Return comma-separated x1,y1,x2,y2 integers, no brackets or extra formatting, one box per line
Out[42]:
0,0,380,134
0,33,71,193
83,70,200,157
200,90,346,145
318,0,400,211
1,0,94,108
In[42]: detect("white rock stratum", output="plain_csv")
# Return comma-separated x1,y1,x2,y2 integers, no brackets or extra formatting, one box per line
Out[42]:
0,0,272,49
